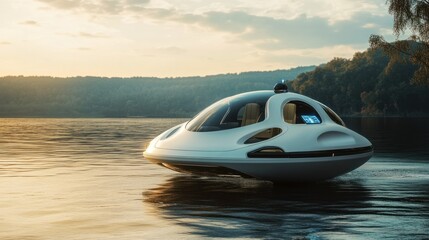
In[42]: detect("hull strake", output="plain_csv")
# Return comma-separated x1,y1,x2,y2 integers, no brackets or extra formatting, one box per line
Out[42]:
247,146,373,158
146,151,372,182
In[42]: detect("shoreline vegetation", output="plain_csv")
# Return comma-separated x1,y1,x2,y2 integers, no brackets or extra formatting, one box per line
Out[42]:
1,46,428,118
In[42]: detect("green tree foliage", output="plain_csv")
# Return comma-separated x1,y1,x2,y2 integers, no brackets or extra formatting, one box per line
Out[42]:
369,0,429,84
290,45,429,116
0,67,314,118
2,45,428,118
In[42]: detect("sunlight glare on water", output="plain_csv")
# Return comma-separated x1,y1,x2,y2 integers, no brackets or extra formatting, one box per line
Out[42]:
0,118,429,239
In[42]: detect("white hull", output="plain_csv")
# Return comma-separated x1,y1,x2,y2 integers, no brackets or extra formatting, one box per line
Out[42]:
144,151,372,182
144,89,373,182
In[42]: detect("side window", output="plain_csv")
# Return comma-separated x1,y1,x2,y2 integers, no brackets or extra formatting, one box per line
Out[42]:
283,101,322,124
321,105,345,126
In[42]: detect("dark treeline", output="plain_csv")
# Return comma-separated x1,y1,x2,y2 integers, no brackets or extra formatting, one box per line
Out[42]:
290,45,429,116
1,44,429,118
0,67,314,117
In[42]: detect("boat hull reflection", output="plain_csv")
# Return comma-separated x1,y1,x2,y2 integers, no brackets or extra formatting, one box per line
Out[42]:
143,176,372,239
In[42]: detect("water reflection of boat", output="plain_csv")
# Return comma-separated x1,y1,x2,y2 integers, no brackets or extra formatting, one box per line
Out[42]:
143,176,372,238
144,82,373,182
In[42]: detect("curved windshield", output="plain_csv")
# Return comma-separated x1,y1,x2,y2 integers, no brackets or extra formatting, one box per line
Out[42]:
186,91,274,132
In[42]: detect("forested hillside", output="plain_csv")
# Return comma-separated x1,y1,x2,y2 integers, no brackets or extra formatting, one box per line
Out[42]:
0,67,313,117
1,44,429,118
290,46,429,116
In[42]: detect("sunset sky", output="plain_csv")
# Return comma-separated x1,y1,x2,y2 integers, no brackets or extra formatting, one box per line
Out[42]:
0,0,395,77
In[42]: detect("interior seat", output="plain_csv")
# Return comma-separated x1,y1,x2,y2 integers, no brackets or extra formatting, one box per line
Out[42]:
241,103,260,126
284,103,296,124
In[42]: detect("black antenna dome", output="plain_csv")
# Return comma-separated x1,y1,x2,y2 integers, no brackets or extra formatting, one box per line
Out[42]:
274,79,288,93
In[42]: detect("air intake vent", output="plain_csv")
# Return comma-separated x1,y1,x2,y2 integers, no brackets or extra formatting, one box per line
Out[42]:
244,128,282,144
247,146,285,158
162,126,181,140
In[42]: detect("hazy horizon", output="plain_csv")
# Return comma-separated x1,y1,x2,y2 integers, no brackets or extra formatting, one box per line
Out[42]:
0,65,316,79
0,0,394,78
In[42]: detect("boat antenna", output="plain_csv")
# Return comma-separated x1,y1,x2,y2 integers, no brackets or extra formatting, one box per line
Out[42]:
274,79,288,93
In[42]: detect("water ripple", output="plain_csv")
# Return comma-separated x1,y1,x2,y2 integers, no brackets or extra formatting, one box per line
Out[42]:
0,118,428,239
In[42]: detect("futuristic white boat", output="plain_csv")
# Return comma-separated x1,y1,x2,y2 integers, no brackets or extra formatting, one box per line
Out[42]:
143,81,373,182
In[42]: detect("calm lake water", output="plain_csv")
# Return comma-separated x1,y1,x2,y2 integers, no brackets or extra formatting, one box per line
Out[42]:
1,118,429,239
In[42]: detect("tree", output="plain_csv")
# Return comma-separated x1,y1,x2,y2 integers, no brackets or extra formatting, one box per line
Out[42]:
369,0,429,85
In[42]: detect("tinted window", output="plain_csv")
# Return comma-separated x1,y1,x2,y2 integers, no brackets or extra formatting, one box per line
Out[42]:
321,105,345,126
283,101,322,124
186,91,274,132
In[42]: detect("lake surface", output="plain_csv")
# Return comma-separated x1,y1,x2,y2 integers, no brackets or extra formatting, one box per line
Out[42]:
1,118,428,239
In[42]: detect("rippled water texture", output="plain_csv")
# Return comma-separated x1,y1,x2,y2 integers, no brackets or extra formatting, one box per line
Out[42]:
1,118,429,239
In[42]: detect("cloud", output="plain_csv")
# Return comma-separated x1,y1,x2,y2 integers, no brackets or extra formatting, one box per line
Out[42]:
260,45,362,64
36,0,150,14
35,0,80,9
59,31,110,39
144,0,386,24
155,46,186,54
35,0,394,50
78,32,109,38
362,23,377,29
145,10,393,49
20,20,39,26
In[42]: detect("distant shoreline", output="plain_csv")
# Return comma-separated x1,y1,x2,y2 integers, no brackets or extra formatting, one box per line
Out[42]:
1,115,429,119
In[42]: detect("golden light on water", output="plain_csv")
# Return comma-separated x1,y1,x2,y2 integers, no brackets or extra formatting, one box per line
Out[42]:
1,118,429,239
